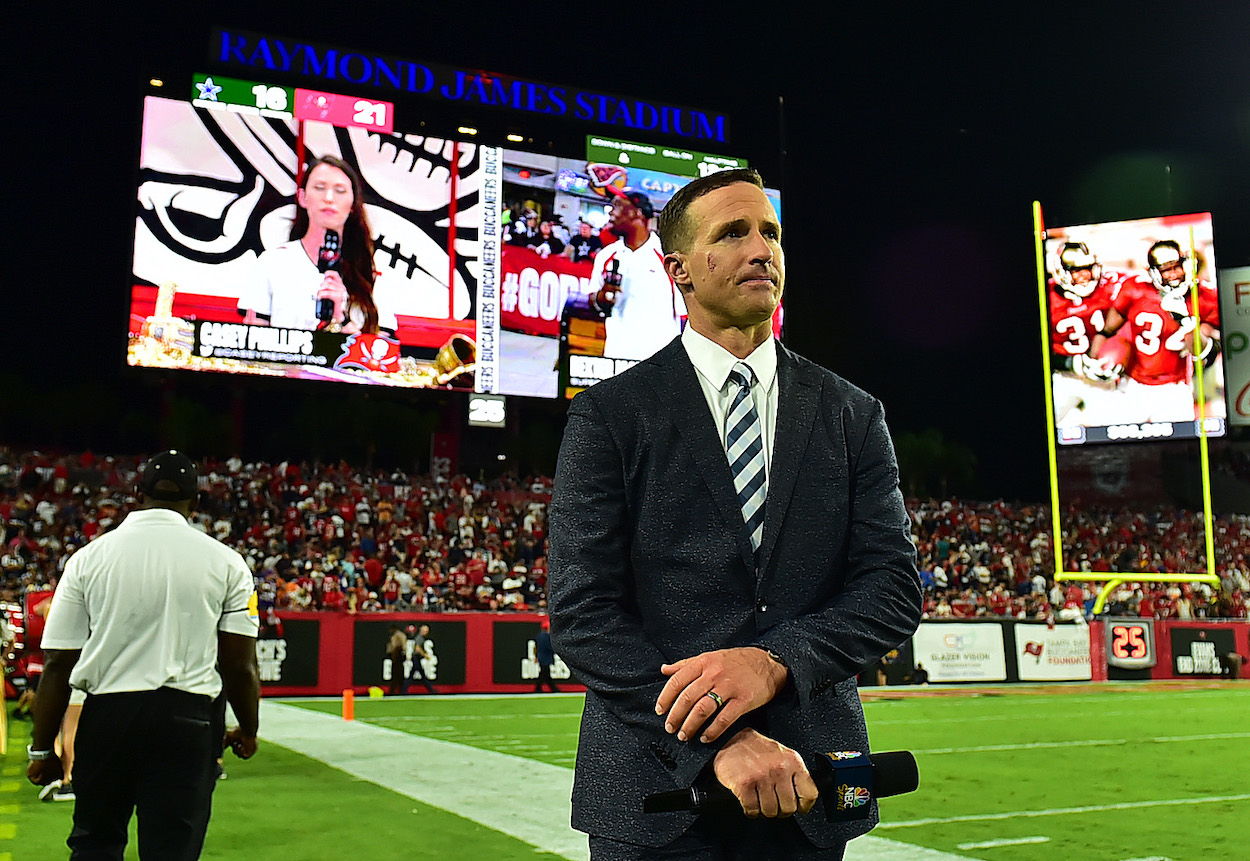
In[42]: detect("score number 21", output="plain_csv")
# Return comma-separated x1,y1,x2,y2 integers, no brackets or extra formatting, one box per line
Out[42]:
352,100,387,129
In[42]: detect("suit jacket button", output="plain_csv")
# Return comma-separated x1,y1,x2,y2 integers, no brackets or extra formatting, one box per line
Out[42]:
757,602,767,613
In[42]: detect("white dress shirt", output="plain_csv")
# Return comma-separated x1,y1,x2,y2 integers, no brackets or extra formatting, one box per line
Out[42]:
680,325,778,477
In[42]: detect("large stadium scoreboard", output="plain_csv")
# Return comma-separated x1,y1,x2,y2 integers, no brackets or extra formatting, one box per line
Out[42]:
129,61,777,402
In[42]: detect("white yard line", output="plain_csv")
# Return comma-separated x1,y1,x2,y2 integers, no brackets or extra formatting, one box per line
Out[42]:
880,794,1250,829
957,837,1050,850
259,701,968,861
371,712,579,720
259,701,589,860
912,731,1250,755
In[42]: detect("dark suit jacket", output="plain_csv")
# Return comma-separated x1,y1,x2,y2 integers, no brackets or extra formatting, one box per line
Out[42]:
548,338,921,849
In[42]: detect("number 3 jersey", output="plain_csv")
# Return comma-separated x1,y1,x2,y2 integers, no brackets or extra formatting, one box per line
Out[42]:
1048,270,1136,359
1111,278,1220,385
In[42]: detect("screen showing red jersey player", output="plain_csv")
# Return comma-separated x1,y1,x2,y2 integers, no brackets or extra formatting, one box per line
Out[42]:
1043,213,1225,445
1047,240,1140,428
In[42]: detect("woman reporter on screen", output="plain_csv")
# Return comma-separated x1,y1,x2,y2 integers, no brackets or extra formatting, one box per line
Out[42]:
238,155,395,335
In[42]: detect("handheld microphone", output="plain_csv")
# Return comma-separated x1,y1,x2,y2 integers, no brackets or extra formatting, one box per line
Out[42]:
642,750,917,821
317,229,342,274
590,259,621,317
316,229,342,322
603,258,622,288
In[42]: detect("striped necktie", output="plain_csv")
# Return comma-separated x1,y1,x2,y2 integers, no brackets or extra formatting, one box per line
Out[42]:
726,362,766,554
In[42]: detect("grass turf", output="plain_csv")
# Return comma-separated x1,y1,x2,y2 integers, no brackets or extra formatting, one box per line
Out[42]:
2,713,568,861
861,683,1250,860
5,683,1247,860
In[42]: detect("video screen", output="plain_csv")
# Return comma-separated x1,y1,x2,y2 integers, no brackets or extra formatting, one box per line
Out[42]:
131,88,482,390
1042,212,1225,445
128,78,781,399
478,146,783,398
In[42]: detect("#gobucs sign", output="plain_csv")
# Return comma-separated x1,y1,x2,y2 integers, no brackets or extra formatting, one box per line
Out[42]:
335,334,401,373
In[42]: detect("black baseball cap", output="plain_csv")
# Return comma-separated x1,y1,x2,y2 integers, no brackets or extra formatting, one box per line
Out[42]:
139,450,199,501
605,187,655,219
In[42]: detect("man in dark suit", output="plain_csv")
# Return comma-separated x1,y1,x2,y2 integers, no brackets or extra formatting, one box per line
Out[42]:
548,168,921,859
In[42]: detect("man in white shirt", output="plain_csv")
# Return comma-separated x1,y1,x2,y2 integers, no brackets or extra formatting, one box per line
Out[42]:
587,190,686,361
27,450,260,860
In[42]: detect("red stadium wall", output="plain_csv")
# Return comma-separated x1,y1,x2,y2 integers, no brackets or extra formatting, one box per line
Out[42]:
259,614,1246,696
261,612,584,696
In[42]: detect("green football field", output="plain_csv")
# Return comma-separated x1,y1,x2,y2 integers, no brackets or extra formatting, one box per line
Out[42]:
4,682,1247,860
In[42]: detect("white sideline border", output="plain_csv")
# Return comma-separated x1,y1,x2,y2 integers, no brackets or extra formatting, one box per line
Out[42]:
258,701,967,860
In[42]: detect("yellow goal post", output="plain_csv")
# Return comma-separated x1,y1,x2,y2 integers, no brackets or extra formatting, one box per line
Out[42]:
1032,201,1220,614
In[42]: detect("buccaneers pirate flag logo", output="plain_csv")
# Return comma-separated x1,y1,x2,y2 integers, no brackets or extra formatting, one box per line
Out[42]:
335,334,401,373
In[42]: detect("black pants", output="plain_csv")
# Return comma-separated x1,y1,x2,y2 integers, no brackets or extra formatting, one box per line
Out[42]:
407,659,436,693
534,664,560,692
69,687,217,860
389,652,407,695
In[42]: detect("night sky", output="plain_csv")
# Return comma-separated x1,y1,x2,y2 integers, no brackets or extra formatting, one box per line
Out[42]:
8,3,1249,500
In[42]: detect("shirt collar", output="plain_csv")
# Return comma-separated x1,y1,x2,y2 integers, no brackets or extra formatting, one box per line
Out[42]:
681,325,777,393
611,231,663,257
123,508,191,526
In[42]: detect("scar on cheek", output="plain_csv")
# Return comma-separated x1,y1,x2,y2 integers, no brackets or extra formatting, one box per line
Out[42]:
706,253,716,273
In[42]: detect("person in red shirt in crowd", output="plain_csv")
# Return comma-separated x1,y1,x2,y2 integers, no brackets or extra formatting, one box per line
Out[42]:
446,561,469,591
322,580,345,611
363,552,385,591
1064,583,1085,606
529,556,548,593
464,552,487,588
988,586,1010,616
951,592,977,618
419,561,444,608
381,571,400,609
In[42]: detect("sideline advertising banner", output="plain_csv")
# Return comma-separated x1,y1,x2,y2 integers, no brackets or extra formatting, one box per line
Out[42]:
491,620,574,686
1171,626,1237,677
351,618,467,687
257,619,320,687
1219,265,1249,426
912,623,1007,682
1014,623,1092,681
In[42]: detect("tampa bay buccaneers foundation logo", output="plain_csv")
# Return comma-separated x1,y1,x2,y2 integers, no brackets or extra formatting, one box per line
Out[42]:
335,334,401,372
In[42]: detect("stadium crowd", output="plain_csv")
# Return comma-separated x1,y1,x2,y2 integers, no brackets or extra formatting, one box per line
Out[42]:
2,448,1247,626
911,498,1248,621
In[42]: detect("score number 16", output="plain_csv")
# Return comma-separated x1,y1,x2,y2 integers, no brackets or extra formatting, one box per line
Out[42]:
251,84,289,112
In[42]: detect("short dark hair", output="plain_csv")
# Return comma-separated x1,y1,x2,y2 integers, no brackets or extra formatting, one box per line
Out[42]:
658,168,765,255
